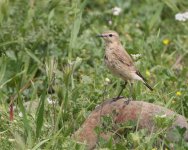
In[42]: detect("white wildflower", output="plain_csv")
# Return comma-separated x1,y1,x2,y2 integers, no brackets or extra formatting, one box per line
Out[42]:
105,78,110,84
108,20,112,25
95,104,100,109
131,54,141,60
13,120,17,123
47,97,56,105
105,78,110,83
8,138,15,142
175,11,188,21
112,7,122,16
156,114,167,118
160,114,167,118
18,112,23,117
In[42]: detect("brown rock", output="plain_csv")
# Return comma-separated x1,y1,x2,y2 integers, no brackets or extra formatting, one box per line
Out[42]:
73,99,188,149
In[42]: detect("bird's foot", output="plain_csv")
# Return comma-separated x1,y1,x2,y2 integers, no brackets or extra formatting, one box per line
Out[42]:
111,96,124,102
124,98,133,105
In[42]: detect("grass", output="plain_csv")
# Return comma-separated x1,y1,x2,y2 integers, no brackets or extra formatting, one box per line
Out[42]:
0,0,188,149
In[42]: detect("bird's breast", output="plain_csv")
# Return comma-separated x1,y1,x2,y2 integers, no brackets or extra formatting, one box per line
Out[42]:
104,53,122,75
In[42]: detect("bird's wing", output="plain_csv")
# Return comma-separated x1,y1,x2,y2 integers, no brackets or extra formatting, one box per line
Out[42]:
112,46,134,67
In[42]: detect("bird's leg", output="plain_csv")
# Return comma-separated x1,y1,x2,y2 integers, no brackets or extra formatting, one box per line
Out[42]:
125,82,133,105
117,81,127,98
112,81,127,102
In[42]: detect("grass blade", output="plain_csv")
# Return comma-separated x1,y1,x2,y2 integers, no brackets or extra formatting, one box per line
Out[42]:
36,91,46,138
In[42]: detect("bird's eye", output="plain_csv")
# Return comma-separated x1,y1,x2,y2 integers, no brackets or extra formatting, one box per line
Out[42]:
109,34,113,37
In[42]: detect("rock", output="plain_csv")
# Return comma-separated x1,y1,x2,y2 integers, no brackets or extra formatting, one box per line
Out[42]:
73,98,188,150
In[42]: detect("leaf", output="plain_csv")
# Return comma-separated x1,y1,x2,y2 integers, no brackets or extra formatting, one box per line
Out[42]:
68,0,88,58
17,95,32,135
0,56,6,83
36,91,46,138
0,40,19,48
0,0,9,24
162,0,179,12
149,4,163,31
5,50,17,60
25,48,42,65
32,139,50,150
176,126,187,136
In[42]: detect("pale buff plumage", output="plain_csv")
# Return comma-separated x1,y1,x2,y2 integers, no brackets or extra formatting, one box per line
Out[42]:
98,30,153,91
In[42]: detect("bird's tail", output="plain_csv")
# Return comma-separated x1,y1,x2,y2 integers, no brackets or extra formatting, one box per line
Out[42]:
136,71,153,91
143,81,153,91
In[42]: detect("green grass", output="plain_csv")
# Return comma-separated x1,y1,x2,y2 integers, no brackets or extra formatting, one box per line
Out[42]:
0,0,188,149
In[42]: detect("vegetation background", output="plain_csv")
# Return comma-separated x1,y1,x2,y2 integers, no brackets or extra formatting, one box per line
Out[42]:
0,0,188,149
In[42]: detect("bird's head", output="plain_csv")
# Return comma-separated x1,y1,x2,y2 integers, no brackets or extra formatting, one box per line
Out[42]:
97,30,120,44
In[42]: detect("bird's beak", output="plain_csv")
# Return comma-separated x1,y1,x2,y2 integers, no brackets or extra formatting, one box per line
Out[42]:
96,34,104,37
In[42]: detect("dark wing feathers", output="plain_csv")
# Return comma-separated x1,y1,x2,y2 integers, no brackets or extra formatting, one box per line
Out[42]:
136,71,147,82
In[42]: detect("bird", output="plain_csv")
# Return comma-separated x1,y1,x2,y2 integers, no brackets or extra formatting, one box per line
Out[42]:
97,30,153,102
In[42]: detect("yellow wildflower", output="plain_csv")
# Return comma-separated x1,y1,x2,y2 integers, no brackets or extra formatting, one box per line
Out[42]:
172,100,176,104
162,39,170,45
146,70,151,77
176,91,182,96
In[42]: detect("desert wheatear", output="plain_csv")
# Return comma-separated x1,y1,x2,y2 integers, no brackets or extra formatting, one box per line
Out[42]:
97,30,153,102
